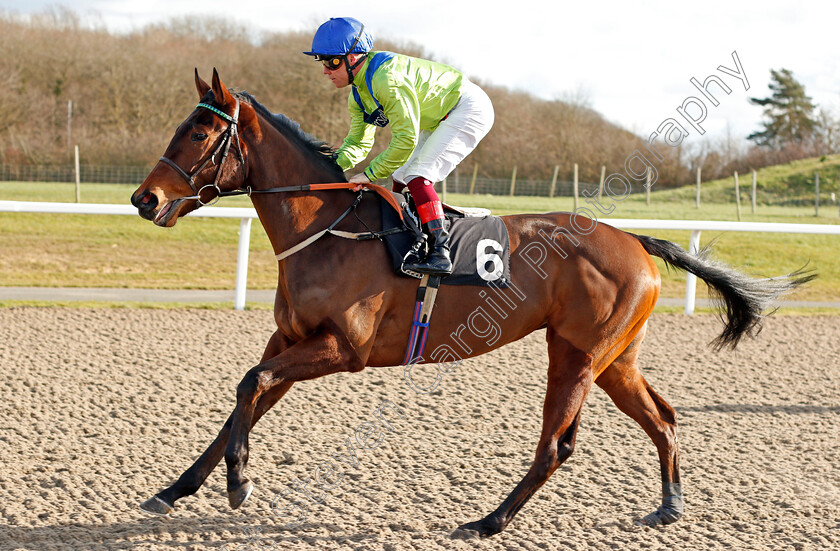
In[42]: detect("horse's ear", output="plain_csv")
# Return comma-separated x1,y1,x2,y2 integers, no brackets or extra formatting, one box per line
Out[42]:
195,68,211,99
211,67,234,107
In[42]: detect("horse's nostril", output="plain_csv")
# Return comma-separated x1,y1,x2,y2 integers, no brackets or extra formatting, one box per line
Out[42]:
132,190,158,213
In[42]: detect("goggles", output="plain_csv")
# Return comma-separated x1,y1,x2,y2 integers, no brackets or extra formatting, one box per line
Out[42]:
316,55,344,71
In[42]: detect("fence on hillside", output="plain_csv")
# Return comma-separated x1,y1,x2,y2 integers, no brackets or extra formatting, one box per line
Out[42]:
0,163,602,198
0,164,152,186
1,163,837,214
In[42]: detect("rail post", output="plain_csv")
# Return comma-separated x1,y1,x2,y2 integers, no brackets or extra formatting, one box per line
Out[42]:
234,217,252,310
696,166,701,209
684,229,702,315
549,165,559,198
598,165,605,200
509,166,517,196
74,145,81,203
815,172,820,217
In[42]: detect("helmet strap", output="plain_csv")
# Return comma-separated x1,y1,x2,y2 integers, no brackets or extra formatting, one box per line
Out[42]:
342,24,367,86
344,53,367,85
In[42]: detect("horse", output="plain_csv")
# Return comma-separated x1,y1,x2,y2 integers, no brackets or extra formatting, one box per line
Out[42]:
130,68,813,538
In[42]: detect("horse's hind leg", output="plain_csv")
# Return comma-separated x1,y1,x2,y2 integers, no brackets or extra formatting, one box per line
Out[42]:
595,325,683,526
140,331,292,515
455,327,594,538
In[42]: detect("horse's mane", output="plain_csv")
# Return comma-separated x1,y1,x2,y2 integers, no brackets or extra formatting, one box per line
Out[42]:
203,90,345,180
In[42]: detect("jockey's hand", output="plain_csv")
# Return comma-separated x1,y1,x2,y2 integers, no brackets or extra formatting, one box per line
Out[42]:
348,172,370,191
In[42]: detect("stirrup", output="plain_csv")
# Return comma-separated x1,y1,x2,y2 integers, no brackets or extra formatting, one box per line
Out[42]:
402,233,426,266
403,248,452,276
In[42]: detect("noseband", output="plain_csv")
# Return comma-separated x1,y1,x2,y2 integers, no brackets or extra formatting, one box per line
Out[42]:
158,97,245,206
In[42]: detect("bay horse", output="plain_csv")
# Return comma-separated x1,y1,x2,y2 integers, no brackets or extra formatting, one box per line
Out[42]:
130,69,813,538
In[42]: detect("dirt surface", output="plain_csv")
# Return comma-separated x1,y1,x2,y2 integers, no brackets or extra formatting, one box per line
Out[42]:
0,308,838,550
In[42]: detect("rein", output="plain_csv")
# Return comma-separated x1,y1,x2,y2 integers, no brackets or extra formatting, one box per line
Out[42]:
158,98,408,260
156,99,405,214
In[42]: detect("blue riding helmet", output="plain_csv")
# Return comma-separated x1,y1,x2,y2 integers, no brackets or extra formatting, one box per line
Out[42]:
303,17,374,56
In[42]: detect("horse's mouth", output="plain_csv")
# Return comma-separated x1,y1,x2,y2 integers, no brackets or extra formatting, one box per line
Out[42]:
153,198,185,227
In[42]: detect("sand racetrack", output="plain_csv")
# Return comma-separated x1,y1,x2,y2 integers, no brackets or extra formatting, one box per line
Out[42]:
0,308,838,550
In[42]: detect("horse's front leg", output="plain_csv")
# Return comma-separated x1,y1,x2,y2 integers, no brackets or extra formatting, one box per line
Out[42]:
140,331,292,515
225,324,364,509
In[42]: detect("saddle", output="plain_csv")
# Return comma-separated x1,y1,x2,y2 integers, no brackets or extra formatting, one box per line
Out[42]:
378,190,511,288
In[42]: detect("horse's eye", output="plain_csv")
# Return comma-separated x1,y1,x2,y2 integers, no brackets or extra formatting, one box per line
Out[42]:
191,132,208,142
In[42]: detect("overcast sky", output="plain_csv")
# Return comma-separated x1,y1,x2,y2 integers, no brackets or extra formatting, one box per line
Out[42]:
5,0,839,146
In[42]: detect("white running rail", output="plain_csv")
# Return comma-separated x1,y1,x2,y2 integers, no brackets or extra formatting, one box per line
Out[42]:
2,201,838,312
0,201,258,310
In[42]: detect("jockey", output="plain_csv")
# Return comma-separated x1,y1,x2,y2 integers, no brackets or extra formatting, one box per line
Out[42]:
304,17,495,276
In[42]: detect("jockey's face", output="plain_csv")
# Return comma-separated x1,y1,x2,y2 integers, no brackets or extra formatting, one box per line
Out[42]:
322,53,365,88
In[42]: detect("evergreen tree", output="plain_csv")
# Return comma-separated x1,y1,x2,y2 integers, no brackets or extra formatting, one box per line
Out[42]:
748,69,818,148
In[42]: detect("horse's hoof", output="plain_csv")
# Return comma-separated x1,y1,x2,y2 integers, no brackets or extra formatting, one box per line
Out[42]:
635,507,682,527
452,518,500,539
139,495,174,516
228,480,254,510
451,526,481,540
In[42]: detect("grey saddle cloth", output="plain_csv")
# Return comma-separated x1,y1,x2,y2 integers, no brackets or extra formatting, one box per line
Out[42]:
378,191,511,287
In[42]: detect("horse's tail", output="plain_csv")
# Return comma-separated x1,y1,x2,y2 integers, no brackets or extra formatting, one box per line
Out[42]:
630,233,816,350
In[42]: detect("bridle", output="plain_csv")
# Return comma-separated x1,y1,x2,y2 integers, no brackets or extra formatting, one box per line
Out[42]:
153,94,412,260
158,97,246,206
155,97,397,206
158,97,370,205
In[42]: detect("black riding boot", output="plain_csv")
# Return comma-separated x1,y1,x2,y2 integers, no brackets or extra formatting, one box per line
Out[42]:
402,217,452,276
